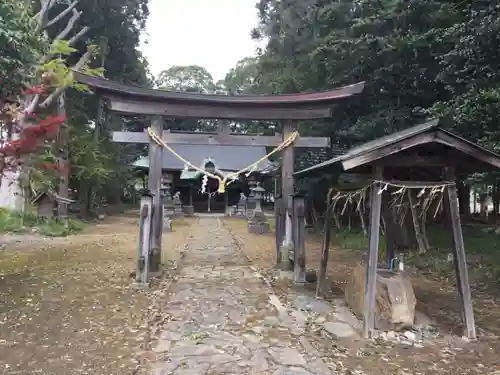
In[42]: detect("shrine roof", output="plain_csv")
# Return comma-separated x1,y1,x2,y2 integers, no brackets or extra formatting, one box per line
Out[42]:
132,144,273,172
73,71,365,106
294,119,500,176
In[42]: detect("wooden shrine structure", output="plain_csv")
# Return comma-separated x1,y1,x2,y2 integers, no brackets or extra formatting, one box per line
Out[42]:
73,71,365,286
129,125,277,214
295,119,500,340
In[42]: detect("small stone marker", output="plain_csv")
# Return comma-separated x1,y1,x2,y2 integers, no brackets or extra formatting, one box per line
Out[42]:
293,295,333,314
273,367,315,375
323,321,357,339
269,347,306,366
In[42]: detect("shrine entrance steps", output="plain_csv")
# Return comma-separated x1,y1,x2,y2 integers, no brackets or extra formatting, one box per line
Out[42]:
151,216,335,375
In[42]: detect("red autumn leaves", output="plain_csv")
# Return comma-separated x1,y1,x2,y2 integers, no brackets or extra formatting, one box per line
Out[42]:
23,85,46,95
0,84,66,173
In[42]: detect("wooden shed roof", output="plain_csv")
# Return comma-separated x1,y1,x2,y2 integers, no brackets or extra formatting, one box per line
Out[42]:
294,119,500,177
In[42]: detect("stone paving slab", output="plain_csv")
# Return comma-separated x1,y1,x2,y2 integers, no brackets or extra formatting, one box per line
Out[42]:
151,217,333,375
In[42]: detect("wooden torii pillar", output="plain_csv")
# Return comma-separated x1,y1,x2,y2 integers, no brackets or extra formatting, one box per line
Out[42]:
72,71,365,285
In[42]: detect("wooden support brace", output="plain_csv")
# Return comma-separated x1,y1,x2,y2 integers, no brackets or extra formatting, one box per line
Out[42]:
444,167,476,339
275,196,286,268
112,130,329,148
136,192,153,287
292,194,306,284
317,197,333,297
148,116,163,273
363,166,383,338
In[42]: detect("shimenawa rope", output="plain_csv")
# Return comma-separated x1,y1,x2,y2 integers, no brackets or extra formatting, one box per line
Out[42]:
147,127,299,193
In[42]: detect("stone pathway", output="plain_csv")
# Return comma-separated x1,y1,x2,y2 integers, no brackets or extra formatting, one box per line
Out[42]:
152,217,334,375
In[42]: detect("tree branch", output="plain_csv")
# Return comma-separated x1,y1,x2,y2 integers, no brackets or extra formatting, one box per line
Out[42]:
39,49,93,109
68,26,90,46
35,0,52,32
47,0,79,28
17,95,41,127
54,9,81,42
24,95,41,116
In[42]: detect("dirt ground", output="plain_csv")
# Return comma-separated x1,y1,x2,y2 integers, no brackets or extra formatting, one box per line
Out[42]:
2,213,499,375
222,217,500,375
0,213,197,375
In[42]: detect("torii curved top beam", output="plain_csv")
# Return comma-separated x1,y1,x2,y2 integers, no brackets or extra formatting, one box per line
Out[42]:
73,71,365,120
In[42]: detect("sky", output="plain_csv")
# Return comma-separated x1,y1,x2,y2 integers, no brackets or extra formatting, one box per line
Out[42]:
139,0,262,82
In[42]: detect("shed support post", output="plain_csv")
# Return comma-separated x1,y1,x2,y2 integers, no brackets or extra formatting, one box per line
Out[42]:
275,196,286,267
444,167,476,339
363,166,383,338
292,195,306,284
317,193,333,297
148,116,163,274
279,119,296,271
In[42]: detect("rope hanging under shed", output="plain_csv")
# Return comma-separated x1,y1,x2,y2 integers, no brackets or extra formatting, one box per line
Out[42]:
147,127,299,193
329,179,456,220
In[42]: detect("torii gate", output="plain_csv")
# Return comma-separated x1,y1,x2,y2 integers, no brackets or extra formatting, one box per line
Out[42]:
73,71,365,285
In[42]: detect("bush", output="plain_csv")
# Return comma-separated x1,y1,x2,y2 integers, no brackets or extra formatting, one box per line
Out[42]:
0,208,84,237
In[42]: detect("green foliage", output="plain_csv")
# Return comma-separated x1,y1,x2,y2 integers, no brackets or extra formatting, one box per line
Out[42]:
327,224,500,288
48,40,78,56
406,225,500,288
330,229,386,256
37,0,153,210
0,0,46,98
38,218,85,237
0,207,84,237
249,0,500,198
40,43,101,92
1,0,151,218
252,0,500,143
69,124,112,183
26,145,60,192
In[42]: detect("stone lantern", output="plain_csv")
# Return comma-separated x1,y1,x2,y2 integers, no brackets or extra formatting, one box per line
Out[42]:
248,175,258,198
252,184,265,213
248,182,270,234
161,173,174,217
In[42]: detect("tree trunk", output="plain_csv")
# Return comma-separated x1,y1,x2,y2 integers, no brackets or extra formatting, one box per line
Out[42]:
331,199,341,229
382,194,412,248
381,192,397,267
457,180,471,219
79,179,91,218
56,93,70,223
357,202,367,236
442,187,452,229
421,210,431,250
492,182,500,218
473,189,477,214
479,190,489,222
407,189,428,254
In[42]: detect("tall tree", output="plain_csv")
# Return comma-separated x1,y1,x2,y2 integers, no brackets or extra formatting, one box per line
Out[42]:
157,65,215,93
222,57,260,94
